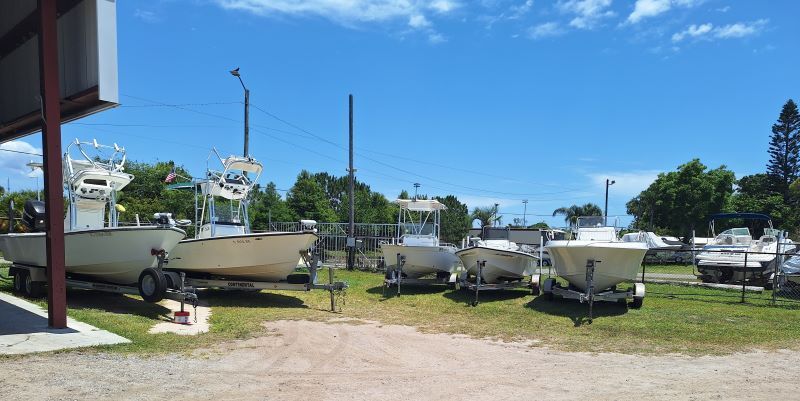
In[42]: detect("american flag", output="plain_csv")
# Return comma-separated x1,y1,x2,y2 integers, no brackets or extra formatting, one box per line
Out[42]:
164,167,177,183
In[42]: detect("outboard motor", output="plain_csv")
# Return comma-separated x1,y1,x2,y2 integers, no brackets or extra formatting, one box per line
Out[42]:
153,212,176,227
23,200,46,232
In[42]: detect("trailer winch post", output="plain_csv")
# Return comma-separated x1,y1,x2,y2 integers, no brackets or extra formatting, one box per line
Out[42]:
473,260,484,307
396,253,405,297
585,259,596,323
742,252,748,303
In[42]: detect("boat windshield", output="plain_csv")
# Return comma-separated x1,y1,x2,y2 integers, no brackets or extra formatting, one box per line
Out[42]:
714,228,752,245
576,216,617,228
400,222,434,236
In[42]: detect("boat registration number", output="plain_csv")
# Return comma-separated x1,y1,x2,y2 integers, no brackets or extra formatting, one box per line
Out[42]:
233,239,251,244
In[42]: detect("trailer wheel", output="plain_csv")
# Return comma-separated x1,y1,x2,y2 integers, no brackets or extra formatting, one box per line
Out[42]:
543,278,556,301
630,296,644,309
630,283,645,309
138,268,167,303
24,274,45,298
13,270,26,294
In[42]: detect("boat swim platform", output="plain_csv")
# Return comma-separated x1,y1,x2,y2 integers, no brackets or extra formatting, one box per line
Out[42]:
0,291,129,355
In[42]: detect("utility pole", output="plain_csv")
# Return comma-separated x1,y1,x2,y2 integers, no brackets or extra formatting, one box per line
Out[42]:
347,95,355,270
229,67,250,158
494,203,500,227
604,178,615,226
522,199,528,228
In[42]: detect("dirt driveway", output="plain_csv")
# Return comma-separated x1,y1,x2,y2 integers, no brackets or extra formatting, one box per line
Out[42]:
3,319,797,400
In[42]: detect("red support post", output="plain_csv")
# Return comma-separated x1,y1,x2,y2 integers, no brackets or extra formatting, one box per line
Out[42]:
38,0,67,328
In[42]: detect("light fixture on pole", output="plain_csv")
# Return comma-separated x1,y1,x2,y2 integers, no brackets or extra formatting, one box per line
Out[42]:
604,178,616,225
26,161,43,201
522,199,528,228
229,67,250,159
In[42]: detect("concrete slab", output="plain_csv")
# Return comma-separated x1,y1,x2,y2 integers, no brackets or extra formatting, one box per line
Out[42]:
148,299,211,336
0,291,130,355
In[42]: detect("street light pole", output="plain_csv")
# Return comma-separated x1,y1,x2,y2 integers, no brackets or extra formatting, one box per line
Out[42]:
522,199,528,228
229,67,249,158
604,179,616,225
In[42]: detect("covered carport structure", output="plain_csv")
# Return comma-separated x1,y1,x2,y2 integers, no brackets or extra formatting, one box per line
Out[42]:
0,0,118,328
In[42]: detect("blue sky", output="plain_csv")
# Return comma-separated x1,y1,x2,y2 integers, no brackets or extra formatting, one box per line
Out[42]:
2,0,798,227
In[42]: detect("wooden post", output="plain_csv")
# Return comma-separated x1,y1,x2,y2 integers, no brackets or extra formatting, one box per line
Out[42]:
38,0,67,328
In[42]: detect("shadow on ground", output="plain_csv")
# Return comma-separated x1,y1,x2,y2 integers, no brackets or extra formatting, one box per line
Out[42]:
366,284,450,299
442,287,531,306
526,295,628,326
65,289,172,320
199,289,307,309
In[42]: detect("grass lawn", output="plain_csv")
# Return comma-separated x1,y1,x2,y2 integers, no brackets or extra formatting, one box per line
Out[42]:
2,265,800,356
642,263,698,275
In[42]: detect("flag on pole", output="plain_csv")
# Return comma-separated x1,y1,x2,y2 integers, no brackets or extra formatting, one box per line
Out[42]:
164,167,177,183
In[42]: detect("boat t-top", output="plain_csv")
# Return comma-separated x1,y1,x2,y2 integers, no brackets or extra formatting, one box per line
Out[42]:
0,139,187,300
380,199,461,283
165,151,318,282
695,213,795,286
544,216,648,318
456,226,538,284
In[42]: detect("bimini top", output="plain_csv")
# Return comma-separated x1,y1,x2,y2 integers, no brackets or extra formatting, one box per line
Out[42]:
709,213,772,221
394,199,447,212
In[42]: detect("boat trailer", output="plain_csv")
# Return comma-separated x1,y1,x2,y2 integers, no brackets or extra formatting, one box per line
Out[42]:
456,261,541,307
542,259,644,323
173,250,348,312
383,253,459,297
7,250,198,306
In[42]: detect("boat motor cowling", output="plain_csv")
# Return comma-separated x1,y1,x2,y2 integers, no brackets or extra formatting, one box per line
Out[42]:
153,212,176,227
22,200,46,232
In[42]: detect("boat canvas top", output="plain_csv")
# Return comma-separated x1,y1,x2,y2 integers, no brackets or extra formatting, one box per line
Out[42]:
394,199,447,212
392,198,446,246
198,155,263,201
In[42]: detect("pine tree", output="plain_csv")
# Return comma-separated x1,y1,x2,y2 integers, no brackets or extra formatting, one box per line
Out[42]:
767,99,800,201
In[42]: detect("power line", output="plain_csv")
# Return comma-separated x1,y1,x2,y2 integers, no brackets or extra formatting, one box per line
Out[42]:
0,148,42,157
120,101,242,108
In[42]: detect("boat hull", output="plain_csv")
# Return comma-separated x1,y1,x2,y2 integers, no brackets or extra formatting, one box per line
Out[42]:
166,232,318,281
380,244,461,278
456,246,536,283
546,241,648,291
0,227,186,286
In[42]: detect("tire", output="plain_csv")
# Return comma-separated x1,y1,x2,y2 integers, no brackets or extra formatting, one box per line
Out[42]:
24,273,45,298
531,283,540,296
13,270,26,294
138,268,167,303
630,296,644,309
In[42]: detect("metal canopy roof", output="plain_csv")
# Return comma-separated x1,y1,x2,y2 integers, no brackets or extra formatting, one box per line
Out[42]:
0,0,119,142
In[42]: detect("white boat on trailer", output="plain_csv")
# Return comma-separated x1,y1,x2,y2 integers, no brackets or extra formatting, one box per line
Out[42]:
164,152,346,302
0,139,193,304
544,216,648,322
455,227,539,306
694,213,795,287
381,199,461,292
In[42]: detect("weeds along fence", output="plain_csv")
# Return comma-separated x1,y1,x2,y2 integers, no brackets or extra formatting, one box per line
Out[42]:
267,221,398,270
638,239,800,306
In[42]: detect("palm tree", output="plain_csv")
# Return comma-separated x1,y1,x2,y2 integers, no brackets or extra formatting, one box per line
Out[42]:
552,203,603,227
471,205,501,228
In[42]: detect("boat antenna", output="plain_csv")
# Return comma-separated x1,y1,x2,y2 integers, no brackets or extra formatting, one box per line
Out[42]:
211,147,225,165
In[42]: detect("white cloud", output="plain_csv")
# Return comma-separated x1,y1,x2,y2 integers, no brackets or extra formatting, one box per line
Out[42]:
557,0,614,29
587,170,660,198
508,0,534,20
409,14,431,28
626,0,703,24
134,9,160,23
714,19,767,39
429,0,460,13
671,22,711,42
528,21,564,39
671,19,767,42
428,32,447,43
0,141,43,178
215,1,453,25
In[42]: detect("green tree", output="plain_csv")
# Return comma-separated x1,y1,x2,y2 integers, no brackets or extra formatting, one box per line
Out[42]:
471,205,501,228
286,171,338,222
434,195,470,244
626,159,735,239
249,182,297,229
117,161,195,225
551,203,602,227
530,221,550,229
767,99,800,201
